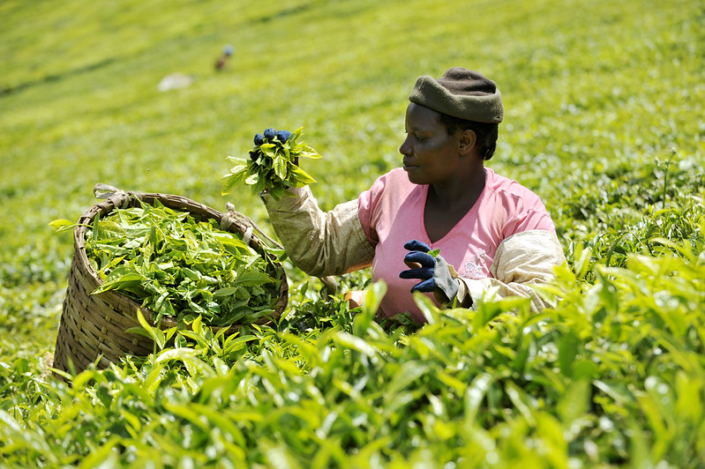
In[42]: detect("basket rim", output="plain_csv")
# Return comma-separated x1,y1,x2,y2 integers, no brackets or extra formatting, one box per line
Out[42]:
72,190,288,331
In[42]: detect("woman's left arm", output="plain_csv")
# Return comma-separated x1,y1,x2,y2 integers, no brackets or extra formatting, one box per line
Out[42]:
456,230,566,312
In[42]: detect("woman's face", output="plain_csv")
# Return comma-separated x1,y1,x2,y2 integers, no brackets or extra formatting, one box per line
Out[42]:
400,103,462,185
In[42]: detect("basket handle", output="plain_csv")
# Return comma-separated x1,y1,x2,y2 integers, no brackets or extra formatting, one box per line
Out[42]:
220,202,284,250
94,183,127,199
93,183,133,209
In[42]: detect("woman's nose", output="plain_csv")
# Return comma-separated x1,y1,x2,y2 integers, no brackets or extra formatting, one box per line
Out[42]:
399,135,411,155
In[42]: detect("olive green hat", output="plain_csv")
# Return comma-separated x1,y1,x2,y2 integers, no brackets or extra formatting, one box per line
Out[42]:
408,67,503,123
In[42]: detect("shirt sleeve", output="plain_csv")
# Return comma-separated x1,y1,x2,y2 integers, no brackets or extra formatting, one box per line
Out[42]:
457,230,565,312
500,190,556,237
261,187,375,277
357,174,387,247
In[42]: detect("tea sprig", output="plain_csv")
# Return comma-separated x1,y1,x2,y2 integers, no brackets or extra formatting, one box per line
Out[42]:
221,127,321,200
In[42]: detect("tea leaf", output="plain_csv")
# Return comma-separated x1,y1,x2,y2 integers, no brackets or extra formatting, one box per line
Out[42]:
48,219,76,232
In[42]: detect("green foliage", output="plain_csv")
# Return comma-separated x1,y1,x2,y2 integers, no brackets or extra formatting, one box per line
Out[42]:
1,0,705,466
2,245,705,466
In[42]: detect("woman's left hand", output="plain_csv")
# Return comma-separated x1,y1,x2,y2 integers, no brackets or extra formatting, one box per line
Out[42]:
399,239,460,304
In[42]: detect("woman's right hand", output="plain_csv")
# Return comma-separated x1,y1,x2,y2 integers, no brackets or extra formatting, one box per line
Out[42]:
253,129,298,166
223,126,319,200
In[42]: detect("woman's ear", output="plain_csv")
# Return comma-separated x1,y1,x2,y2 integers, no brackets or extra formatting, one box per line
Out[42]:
458,129,477,156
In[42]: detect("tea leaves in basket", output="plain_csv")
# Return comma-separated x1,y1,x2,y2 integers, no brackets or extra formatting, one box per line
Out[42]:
83,199,282,327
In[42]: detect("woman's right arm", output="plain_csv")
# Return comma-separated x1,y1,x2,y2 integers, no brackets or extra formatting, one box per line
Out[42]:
260,186,375,277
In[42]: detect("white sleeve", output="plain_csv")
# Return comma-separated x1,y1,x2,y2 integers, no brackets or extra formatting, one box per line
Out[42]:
261,187,375,277
457,230,566,312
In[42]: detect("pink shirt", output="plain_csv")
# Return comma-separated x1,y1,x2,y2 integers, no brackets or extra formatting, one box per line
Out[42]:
357,167,555,323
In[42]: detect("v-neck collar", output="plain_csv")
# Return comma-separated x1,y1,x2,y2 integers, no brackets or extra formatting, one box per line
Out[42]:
420,168,490,247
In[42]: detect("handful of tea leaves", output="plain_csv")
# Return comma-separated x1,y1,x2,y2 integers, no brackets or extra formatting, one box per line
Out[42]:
221,127,321,200
54,200,283,327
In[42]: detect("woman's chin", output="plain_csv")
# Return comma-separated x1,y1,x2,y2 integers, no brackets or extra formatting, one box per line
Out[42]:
403,166,425,185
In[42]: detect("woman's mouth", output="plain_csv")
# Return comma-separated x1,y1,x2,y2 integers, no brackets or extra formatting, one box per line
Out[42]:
402,159,418,170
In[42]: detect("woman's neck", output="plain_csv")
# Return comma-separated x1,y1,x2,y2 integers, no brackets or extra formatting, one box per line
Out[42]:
428,166,487,210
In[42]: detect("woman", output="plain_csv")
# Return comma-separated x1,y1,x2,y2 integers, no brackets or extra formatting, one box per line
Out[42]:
259,67,565,323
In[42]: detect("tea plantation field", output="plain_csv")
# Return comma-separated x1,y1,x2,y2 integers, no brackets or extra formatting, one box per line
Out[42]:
1,0,704,466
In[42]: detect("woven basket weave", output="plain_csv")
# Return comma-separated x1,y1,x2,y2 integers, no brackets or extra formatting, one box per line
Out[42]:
53,188,288,375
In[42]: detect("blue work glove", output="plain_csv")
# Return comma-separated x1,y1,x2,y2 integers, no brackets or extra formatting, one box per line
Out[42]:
254,128,292,146
399,239,460,304
252,129,295,162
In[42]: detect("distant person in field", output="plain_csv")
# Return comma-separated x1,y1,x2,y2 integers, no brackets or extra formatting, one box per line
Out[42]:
215,45,234,71
257,67,566,323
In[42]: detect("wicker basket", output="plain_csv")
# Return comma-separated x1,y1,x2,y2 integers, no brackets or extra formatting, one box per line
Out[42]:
53,187,288,375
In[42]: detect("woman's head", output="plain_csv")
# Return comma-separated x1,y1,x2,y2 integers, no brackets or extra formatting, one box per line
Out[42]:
408,67,502,160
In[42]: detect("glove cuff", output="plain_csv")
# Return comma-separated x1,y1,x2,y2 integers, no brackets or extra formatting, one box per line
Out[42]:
433,279,460,305
433,255,460,305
